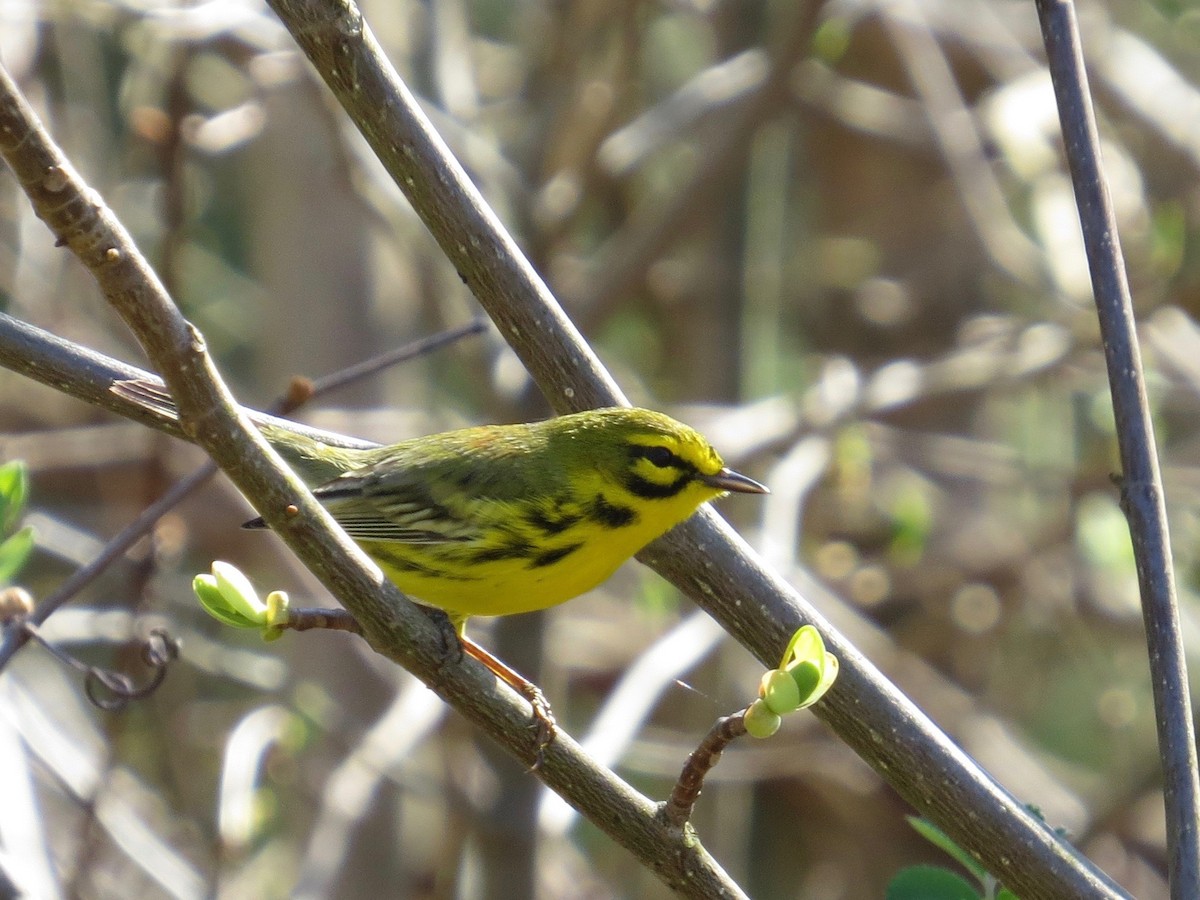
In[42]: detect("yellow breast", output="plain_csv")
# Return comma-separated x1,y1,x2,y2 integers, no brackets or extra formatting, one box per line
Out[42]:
357,481,718,620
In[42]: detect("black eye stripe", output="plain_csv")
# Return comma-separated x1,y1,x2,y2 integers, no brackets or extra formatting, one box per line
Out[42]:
631,444,688,470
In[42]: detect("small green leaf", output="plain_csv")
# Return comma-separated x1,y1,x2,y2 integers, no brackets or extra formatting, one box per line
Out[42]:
780,625,839,707
808,652,840,706
212,561,266,621
788,660,822,702
194,573,260,629
907,817,988,882
995,890,1021,900
0,461,29,535
782,624,824,669
886,865,980,900
0,526,34,583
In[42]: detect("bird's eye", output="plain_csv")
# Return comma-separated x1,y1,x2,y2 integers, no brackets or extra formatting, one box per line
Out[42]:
644,446,674,468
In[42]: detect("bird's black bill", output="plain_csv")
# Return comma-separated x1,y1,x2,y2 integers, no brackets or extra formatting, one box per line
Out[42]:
701,467,769,494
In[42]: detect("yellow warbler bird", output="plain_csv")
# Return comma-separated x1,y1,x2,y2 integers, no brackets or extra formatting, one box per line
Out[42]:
114,380,768,747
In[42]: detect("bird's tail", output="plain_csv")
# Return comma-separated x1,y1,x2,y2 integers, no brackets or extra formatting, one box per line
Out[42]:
110,378,182,424
112,377,379,489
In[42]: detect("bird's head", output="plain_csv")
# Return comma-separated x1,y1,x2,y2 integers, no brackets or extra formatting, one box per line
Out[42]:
546,407,768,505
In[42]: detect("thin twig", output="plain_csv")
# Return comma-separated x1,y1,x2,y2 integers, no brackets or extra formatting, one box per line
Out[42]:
1035,2,1200,896
285,607,363,634
0,311,372,450
661,712,748,830
17,622,179,712
302,318,488,400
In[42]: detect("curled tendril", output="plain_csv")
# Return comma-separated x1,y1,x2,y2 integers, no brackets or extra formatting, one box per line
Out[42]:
22,622,180,712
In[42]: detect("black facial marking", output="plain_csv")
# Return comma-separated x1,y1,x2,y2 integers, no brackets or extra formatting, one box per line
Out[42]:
589,494,639,528
646,446,673,467
630,444,688,470
623,472,692,500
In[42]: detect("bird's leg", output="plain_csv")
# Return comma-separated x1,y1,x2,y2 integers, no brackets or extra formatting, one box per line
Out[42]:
459,635,557,769
418,606,556,767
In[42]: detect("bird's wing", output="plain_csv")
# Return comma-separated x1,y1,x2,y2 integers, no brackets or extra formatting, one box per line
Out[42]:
312,472,481,544
309,427,565,545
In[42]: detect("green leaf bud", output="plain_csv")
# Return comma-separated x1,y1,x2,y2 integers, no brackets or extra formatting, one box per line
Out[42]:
194,573,256,628
760,668,801,715
744,699,782,739
0,527,35,583
212,561,266,621
811,653,840,705
263,590,290,641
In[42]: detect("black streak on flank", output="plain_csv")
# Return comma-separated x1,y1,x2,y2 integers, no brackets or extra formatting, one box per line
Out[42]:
590,494,639,528
529,542,583,568
372,546,479,581
526,506,584,536
468,540,535,564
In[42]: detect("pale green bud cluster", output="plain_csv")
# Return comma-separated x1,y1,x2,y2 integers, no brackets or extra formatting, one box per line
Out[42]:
193,561,289,641
744,625,839,739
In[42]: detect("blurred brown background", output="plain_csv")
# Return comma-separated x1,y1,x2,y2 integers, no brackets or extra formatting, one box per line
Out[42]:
1,0,1197,897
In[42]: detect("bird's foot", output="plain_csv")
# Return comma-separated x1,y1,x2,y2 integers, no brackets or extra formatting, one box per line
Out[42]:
458,635,558,769
420,605,464,671
521,682,557,770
